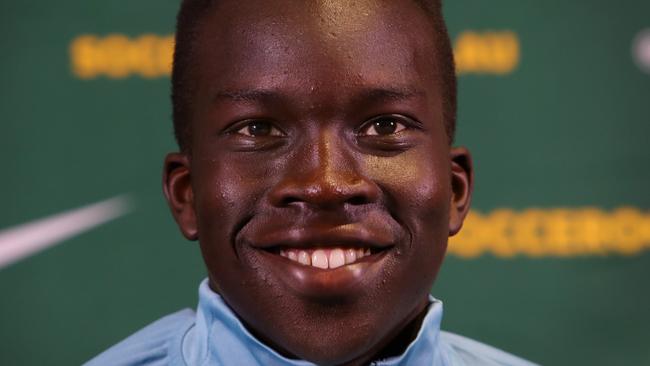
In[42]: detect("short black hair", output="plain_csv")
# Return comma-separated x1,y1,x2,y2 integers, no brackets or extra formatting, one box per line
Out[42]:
171,0,457,153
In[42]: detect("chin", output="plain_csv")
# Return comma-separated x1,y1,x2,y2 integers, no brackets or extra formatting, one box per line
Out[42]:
249,291,430,366
276,316,383,366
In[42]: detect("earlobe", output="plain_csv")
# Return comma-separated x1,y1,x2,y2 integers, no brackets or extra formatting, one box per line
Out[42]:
448,147,473,236
162,152,198,241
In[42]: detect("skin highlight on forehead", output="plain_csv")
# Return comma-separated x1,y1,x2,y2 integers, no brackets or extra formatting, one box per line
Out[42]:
187,0,445,149
172,0,456,152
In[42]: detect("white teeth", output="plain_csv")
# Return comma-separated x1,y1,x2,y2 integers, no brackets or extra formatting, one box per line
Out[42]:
287,251,298,261
344,249,357,264
311,250,329,269
298,251,311,265
329,249,346,269
280,247,374,269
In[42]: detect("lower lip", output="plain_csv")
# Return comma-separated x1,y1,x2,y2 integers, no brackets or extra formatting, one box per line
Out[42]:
257,249,391,299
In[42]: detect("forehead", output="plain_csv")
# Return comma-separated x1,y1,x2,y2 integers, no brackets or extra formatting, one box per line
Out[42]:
191,0,441,101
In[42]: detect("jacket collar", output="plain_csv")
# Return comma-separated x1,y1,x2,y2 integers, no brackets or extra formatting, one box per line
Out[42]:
182,279,444,366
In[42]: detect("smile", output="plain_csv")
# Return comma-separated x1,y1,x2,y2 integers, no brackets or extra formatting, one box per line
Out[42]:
278,247,374,269
241,223,398,297
255,245,391,298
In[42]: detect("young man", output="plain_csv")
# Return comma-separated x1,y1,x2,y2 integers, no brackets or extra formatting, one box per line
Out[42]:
87,0,536,365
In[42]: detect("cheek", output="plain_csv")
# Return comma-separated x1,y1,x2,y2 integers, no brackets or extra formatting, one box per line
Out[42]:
191,159,272,272
193,158,271,218
365,148,451,251
366,149,450,215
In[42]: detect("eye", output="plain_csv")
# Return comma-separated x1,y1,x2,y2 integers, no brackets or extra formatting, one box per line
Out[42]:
235,120,284,137
359,116,408,136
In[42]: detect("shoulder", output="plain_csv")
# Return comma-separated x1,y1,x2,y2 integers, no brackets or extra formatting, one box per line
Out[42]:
439,331,539,366
84,309,196,366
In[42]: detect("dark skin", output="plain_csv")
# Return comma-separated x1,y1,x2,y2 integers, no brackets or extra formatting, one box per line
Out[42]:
163,0,473,365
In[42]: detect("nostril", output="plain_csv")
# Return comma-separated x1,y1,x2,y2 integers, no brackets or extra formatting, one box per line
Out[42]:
347,195,368,206
268,175,380,209
275,193,370,209
281,196,303,206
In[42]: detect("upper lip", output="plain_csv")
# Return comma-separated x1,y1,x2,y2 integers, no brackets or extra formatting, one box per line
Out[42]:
244,224,395,251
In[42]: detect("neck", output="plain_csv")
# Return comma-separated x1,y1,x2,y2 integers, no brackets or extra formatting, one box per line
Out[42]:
339,297,432,366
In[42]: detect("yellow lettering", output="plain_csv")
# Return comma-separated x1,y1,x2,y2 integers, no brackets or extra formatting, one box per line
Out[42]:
70,30,519,79
453,31,520,75
450,207,650,258
69,34,174,79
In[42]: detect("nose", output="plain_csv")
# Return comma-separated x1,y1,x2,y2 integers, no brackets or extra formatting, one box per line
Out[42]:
268,129,380,209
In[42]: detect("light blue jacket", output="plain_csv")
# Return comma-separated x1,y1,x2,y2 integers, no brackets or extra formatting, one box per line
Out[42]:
85,279,538,366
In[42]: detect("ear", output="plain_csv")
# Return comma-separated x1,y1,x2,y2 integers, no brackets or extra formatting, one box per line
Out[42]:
162,152,198,240
448,147,474,236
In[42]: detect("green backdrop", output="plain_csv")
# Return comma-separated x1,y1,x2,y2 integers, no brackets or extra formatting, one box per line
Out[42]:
1,0,649,365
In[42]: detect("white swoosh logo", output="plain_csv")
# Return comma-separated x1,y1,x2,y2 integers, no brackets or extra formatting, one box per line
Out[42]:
0,195,133,270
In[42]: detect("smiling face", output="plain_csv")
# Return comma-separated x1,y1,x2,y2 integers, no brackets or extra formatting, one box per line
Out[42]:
163,0,472,364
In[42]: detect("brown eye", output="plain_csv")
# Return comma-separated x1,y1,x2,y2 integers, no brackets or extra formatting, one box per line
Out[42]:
236,121,283,137
360,117,407,136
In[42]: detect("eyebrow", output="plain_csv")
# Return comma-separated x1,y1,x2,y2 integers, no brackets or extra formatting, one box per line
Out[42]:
212,86,425,105
213,89,286,103
354,86,425,102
